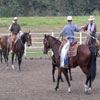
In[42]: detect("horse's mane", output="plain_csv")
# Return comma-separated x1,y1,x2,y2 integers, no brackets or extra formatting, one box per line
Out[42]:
46,35,61,45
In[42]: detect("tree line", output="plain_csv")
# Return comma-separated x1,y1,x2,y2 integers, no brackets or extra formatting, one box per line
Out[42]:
0,0,100,17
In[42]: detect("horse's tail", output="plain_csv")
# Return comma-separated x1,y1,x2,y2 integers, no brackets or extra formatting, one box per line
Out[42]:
90,62,96,81
90,47,97,81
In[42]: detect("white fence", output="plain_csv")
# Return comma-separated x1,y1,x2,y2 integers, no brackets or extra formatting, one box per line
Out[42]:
0,32,100,57
24,32,85,57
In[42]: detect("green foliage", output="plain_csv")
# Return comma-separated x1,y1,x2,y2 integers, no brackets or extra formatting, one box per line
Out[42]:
93,10,100,16
0,0,100,16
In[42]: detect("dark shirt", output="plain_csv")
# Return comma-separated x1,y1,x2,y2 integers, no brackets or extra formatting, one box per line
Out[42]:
84,23,96,33
10,23,21,35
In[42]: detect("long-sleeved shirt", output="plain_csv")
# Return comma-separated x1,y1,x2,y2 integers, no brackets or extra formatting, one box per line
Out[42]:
10,23,21,35
60,23,81,39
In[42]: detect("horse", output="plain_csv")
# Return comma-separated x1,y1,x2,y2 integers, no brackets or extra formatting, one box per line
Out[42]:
43,34,97,93
0,35,10,66
11,32,32,71
43,34,72,82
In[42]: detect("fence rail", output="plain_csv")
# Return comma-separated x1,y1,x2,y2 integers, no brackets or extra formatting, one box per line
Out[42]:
0,32,100,57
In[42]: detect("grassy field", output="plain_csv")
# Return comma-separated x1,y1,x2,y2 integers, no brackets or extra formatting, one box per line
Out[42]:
0,16,100,33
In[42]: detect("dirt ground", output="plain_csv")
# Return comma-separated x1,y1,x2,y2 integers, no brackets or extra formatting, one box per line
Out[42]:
0,58,100,100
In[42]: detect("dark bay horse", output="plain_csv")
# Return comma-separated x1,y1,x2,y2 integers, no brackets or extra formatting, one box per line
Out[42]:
43,34,97,93
11,32,32,71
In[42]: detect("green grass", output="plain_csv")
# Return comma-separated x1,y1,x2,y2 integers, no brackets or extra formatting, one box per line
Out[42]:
0,16,100,29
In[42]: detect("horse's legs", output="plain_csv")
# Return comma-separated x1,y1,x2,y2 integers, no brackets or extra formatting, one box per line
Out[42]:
3,50,8,67
18,55,22,71
60,73,64,82
85,72,92,93
3,51,6,62
12,53,15,69
52,64,56,82
55,68,61,91
52,63,63,82
5,49,9,66
63,68,71,92
0,50,3,63
55,68,71,92
68,67,72,80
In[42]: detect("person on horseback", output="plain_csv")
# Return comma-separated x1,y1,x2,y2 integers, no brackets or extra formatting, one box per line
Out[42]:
82,16,97,80
9,17,21,53
59,16,82,68
82,16,97,45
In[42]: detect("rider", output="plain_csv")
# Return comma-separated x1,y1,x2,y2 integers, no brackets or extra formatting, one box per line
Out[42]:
59,16,82,68
82,16,97,45
82,16,97,78
9,17,21,53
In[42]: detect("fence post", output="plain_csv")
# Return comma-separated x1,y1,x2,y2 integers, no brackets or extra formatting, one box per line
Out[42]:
51,32,54,55
80,32,82,44
52,32,54,37
24,43,27,57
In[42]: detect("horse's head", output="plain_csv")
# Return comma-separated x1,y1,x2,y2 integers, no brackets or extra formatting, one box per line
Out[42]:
43,34,51,54
24,31,32,47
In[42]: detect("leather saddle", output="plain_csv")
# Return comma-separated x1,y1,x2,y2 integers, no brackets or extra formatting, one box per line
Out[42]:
59,40,79,67
68,41,78,67
67,41,78,57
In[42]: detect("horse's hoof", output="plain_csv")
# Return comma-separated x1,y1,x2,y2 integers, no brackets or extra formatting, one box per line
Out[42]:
88,88,92,94
68,87,71,93
12,65,15,69
55,87,58,91
84,84,88,93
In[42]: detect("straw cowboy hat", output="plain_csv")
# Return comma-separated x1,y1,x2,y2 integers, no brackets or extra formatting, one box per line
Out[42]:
14,17,18,20
67,16,72,20
88,16,95,21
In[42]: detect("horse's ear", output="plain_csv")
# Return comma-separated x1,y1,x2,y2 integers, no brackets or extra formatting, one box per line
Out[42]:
44,34,46,38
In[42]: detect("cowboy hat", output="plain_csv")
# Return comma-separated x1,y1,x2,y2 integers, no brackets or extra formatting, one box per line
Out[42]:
88,16,95,21
67,16,72,20
14,17,18,20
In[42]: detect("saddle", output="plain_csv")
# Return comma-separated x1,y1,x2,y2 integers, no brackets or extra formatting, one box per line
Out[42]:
59,40,79,67
67,41,78,67
67,41,78,57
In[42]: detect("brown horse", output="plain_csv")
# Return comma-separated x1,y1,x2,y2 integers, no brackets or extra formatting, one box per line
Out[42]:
43,34,97,93
11,32,32,71
0,35,10,66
